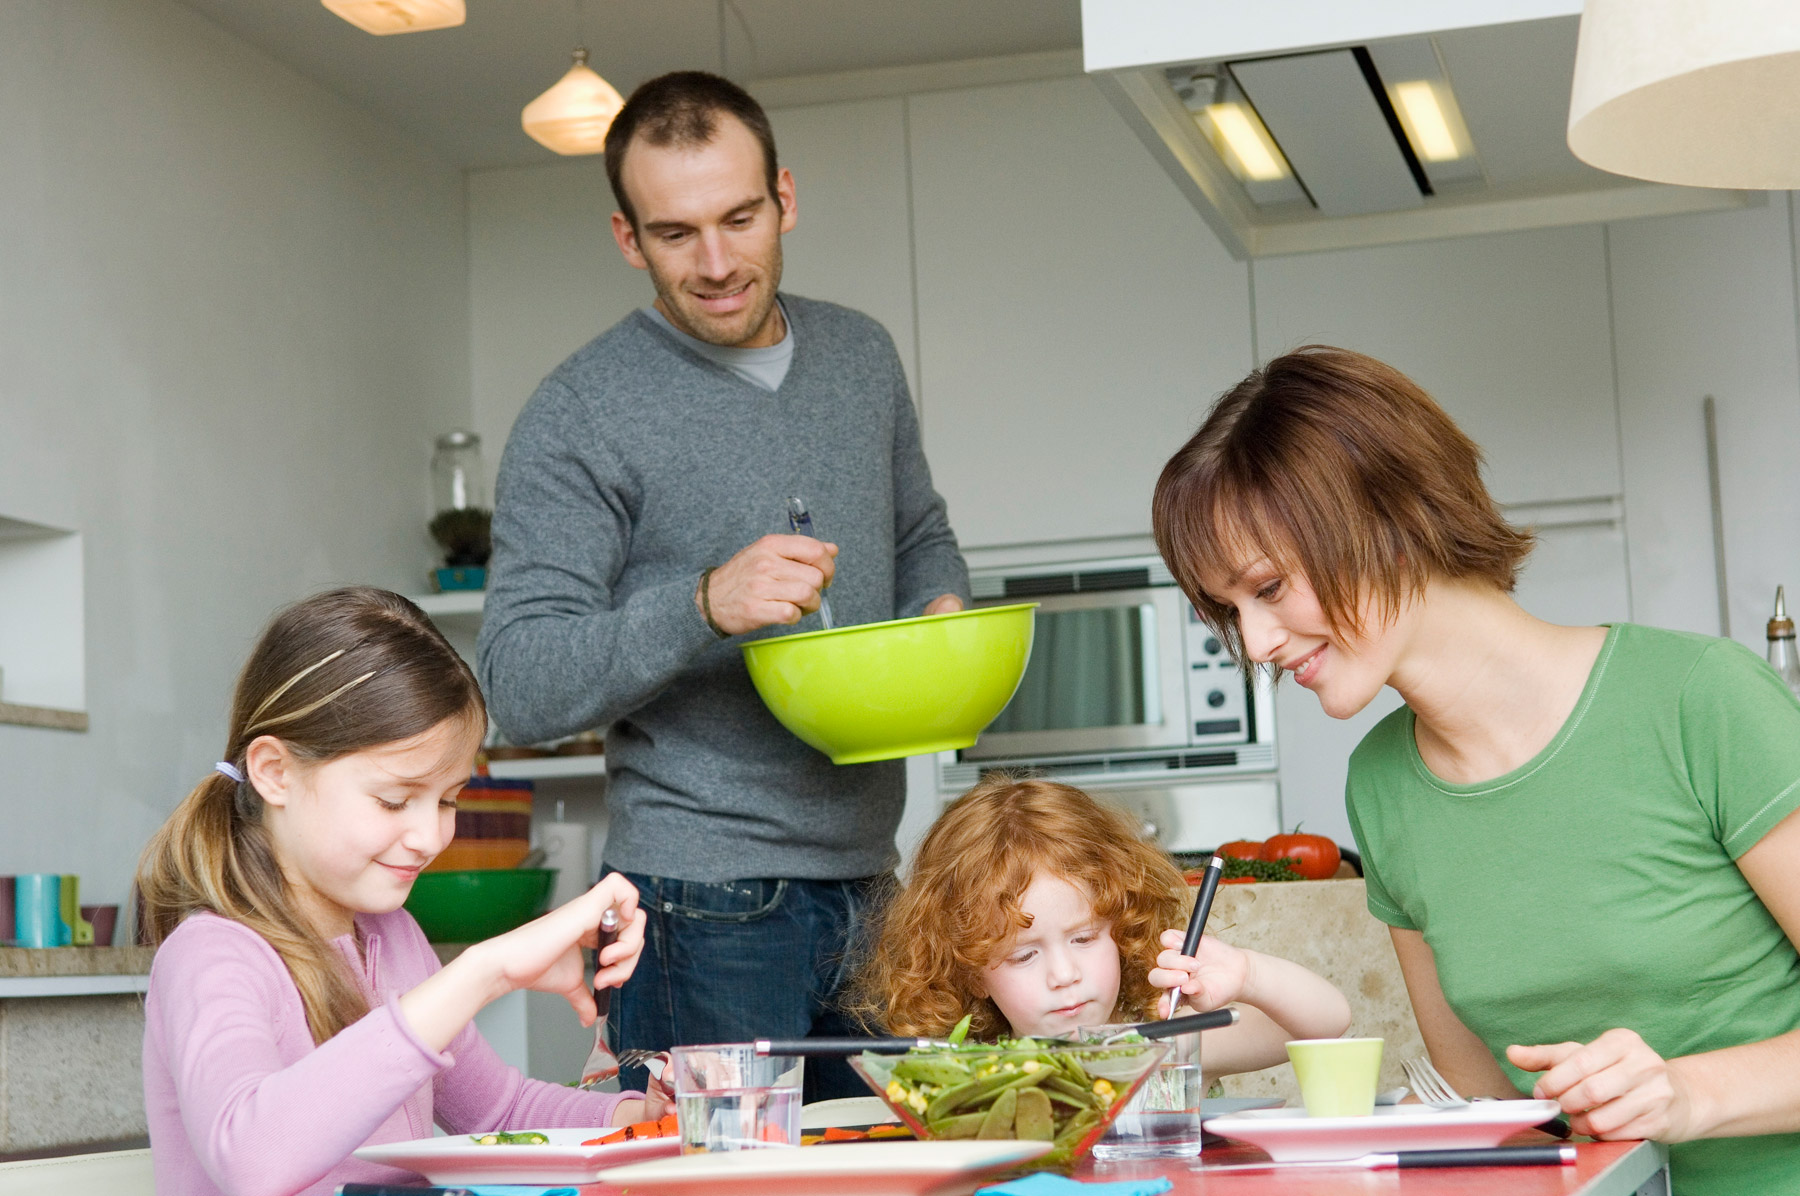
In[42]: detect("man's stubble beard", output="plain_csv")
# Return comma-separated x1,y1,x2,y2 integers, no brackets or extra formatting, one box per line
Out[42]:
646,234,785,349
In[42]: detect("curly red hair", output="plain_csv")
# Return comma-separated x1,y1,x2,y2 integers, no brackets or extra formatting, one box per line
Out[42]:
855,777,1186,1040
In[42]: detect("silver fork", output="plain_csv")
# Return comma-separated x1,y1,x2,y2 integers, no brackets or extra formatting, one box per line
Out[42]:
1404,1055,1574,1138
1401,1056,1468,1109
616,1048,662,1073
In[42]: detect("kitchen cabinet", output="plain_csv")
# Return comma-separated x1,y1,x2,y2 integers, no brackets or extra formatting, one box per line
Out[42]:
1251,223,1622,507
1606,195,1800,651
771,98,920,398
1250,226,1633,842
907,76,1253,549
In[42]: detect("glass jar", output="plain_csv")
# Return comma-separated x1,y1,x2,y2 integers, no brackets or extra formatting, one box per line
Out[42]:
431,430,486,514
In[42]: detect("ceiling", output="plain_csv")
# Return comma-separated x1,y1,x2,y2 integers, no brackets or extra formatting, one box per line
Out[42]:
174,0,1082,169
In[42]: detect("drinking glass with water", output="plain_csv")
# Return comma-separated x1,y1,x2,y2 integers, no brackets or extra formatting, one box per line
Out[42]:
1083,1029,1204,1159
670,1044,804,1154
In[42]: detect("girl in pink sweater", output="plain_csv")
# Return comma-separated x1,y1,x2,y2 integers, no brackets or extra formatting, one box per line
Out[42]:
138,587,657,1196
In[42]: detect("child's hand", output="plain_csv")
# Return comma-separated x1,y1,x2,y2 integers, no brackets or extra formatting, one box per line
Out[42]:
1148,930,1250,1018
480,873,647,1022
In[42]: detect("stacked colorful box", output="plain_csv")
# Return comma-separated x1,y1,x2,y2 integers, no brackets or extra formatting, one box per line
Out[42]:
426,777,534,871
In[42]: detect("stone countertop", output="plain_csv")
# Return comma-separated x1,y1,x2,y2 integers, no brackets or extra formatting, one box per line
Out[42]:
1181,878,1425,1104
0,947,155,977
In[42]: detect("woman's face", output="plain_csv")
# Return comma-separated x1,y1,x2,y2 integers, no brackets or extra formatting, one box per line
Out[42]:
1201,558,1401,720
983,872,1122,1038
253,715,480,938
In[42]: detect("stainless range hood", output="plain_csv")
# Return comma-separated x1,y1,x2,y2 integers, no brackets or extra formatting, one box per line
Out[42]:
1082,0,1755,258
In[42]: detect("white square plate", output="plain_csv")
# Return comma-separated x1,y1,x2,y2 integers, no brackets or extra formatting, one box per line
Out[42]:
352,1126,679,1184
1203,1100,1564,1162
598,1140,1051,1196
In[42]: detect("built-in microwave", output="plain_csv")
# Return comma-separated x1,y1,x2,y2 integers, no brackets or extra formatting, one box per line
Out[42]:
947,556,1276,788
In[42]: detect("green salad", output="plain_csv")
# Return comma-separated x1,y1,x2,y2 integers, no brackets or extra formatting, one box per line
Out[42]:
862,1014,1157,1168
469,1130,549,1146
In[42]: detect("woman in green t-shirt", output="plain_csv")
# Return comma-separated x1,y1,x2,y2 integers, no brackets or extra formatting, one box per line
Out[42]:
1150,345,1800,1196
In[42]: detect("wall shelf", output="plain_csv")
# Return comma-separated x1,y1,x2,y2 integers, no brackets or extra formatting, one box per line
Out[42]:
487,755,606,781
0,701,87,732
413,590,484,620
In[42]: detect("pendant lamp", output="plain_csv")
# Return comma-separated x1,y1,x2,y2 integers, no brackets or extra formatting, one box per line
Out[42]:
522,49,625,156
1568,0,1800,188
320,0,465,35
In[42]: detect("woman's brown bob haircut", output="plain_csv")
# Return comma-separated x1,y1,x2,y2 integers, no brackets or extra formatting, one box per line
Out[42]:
1152,345,1533,662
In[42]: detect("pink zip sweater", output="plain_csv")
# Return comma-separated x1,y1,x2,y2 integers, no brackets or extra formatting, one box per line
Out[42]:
143,908,637,1196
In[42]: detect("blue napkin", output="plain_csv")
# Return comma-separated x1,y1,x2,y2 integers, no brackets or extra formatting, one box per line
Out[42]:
977,1174,1174,1196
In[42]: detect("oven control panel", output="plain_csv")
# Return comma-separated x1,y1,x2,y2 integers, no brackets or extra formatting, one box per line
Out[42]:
1182,602,1253,746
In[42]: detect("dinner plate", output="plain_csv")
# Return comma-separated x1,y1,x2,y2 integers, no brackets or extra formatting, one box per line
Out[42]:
352,1126,679,1184
1203,1099,1564,1162
801,1095,902,1129
597,1139,1051,1196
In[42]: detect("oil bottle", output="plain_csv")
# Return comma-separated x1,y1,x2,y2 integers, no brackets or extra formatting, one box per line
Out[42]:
1767,587,1800,701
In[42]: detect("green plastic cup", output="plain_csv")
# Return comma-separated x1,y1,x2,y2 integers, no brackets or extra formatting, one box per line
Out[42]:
740,603,1036,765
1286,1038,1384,1117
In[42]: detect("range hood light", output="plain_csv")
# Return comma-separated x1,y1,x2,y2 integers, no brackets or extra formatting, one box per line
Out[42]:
1202,103,1289,182
320,0,465,35
1392,81,1465,162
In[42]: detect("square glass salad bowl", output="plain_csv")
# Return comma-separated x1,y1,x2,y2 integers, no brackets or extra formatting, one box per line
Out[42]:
848,1039,1171,1170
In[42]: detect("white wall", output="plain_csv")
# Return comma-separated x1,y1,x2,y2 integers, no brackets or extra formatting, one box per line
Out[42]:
471,70,1800,854
0,0,471,905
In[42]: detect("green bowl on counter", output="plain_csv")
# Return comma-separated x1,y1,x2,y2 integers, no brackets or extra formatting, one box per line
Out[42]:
740,603,1037,765
404,868,556,943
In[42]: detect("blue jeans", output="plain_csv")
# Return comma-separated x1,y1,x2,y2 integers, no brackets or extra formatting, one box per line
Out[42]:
603,866,889,1103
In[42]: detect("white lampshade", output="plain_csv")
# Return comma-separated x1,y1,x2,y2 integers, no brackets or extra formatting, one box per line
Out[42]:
522,49,626,156
320,0,464,36
1568,0,1800,188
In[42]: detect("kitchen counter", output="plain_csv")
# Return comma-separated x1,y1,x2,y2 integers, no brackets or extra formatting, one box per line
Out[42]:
0,947,152,1154
0,947,153,996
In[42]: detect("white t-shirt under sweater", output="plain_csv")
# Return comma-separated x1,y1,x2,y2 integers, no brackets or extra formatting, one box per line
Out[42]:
643,301,795,392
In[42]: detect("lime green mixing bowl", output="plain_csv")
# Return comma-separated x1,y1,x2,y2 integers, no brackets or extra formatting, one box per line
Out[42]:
404,868,555,942
740,602,1037,765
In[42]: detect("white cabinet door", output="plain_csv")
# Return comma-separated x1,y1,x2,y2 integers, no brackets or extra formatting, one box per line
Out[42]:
1251,224,1621,507
772,98,920,398
1607,196,1800,651
907,76,1253,549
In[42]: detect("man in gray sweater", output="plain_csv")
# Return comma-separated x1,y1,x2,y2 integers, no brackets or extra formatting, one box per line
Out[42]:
477,72,968,1100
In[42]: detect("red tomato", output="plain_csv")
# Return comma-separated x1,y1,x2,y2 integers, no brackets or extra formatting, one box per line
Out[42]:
1215,839,1264,860
1261,831,1340,880
1219,876,1258,885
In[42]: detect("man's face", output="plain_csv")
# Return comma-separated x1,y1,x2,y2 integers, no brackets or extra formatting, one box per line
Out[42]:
611,115,797,349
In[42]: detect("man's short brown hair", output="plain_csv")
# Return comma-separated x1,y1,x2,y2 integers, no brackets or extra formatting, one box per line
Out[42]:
1151,345,1534,662
604,71,780,228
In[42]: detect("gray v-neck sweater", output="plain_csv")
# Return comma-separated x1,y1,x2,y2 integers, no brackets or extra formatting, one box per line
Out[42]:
477,295,969,882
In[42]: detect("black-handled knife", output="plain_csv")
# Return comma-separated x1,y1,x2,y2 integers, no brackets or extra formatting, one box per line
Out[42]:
1201,1144,1577,1172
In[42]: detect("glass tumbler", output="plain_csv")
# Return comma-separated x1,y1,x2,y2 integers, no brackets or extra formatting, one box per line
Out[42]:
670,1044,804,1154
1086,1029,1204,1160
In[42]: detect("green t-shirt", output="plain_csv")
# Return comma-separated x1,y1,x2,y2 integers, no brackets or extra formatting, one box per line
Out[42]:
1346,623,1800,1196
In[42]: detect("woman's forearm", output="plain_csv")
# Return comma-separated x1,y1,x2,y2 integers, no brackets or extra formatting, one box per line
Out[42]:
1670,1028,1800,1139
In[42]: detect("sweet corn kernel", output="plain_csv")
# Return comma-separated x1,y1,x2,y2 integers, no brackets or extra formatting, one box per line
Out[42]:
1093,1079,1115,1098
1023,1060,1040,1072
887,1081,904,1100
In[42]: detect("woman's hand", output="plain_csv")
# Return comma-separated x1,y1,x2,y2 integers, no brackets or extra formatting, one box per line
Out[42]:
1508,1029,1696,1141
1149,930,1250,1018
